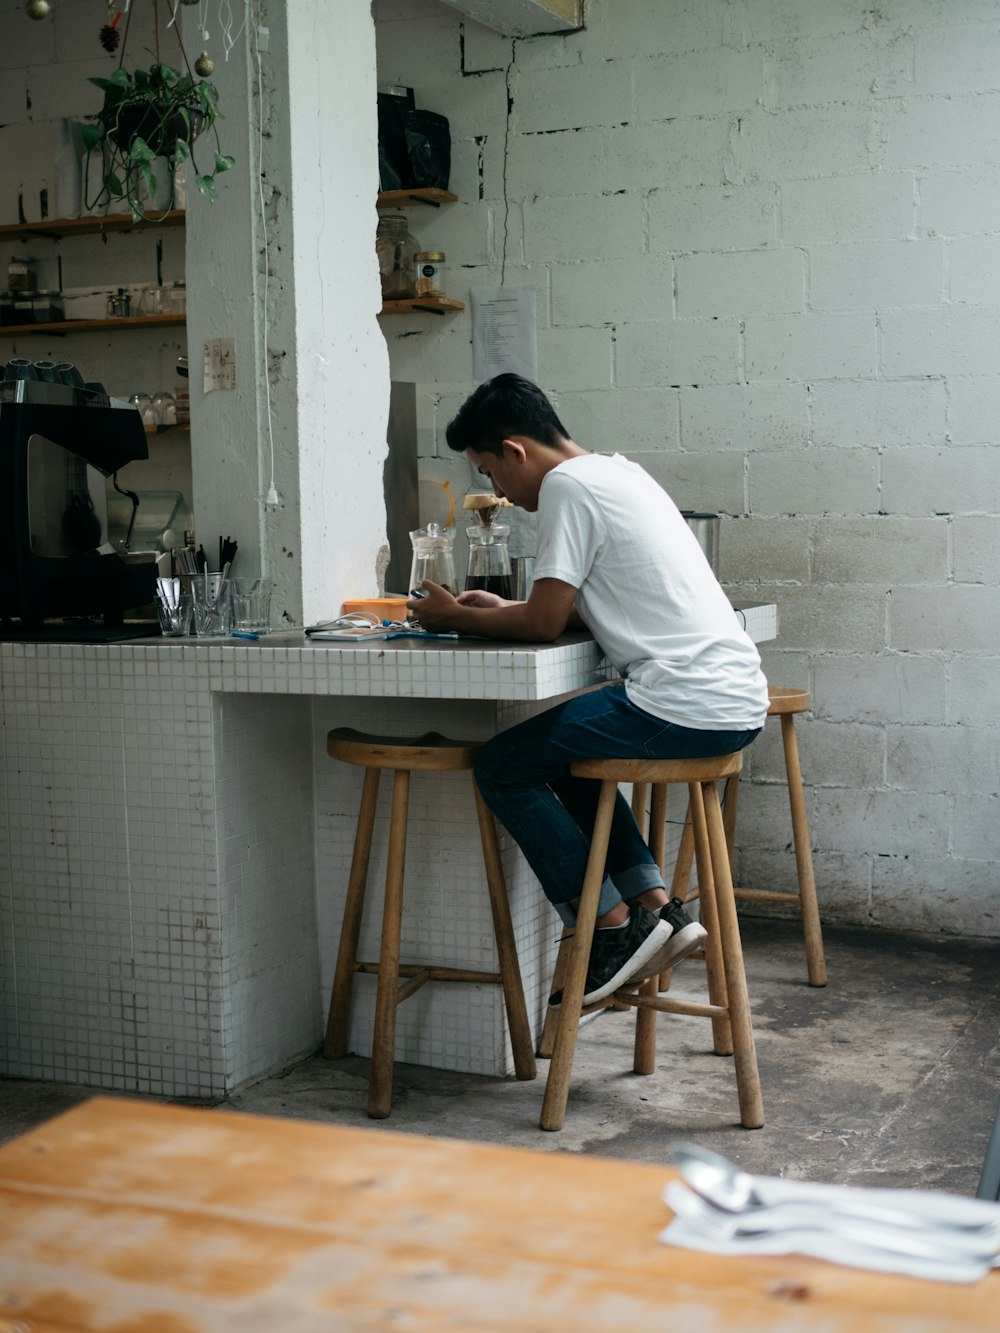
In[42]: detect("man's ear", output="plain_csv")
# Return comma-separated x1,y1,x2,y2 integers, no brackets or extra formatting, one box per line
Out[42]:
501,437,528,464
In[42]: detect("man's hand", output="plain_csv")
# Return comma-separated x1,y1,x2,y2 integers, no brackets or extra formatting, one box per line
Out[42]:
408,577,581,642
406,580,461,630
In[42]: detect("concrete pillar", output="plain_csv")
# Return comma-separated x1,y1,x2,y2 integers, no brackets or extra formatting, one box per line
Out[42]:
185,0,389,627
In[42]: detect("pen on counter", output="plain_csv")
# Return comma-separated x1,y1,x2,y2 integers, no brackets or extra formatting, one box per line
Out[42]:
231,630,259,641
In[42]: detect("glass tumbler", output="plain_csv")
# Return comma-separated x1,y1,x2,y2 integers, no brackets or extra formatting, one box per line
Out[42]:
230,578,272,635
155,583,193,637
190,572,233,637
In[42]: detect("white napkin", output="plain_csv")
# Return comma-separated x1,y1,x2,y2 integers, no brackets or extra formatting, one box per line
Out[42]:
659,1178,1000,1284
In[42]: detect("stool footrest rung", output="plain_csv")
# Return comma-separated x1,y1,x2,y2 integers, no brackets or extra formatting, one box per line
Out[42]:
733,887,803,904
354,961,503,986
613,991,728,1020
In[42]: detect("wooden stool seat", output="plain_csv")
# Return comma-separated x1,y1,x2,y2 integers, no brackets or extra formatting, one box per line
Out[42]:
324,727,536,1118
540,750,764,1133
765,686,811,715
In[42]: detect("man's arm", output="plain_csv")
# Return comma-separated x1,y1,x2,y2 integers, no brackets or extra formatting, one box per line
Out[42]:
408,577,581,641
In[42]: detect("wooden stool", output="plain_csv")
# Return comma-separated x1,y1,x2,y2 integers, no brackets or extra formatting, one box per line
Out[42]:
665,687,827,987
323,728,537,1118
540,751,764,1133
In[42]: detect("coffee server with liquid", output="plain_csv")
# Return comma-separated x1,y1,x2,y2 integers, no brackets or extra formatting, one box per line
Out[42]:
464,494,514,599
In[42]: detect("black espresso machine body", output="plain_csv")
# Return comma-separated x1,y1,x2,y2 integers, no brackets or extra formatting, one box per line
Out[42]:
0,377,156,622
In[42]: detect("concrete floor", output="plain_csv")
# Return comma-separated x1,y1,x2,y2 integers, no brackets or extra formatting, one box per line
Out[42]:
2,917,998,1196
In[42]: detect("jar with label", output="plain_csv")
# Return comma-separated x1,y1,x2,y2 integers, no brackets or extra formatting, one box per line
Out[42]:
0,292,15,326
414,251,446,298
7,258,36,293
376,214,417,299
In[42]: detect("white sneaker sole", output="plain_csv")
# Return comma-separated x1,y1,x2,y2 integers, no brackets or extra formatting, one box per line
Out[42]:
582,919,673,1006
642,919,708,977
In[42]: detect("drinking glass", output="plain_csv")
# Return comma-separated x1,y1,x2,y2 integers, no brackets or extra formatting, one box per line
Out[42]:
230,578,272,634
155,590,193,636
190,572,233,637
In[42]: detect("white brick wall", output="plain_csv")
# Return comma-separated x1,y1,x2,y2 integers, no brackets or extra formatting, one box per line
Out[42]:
373,0,1000,940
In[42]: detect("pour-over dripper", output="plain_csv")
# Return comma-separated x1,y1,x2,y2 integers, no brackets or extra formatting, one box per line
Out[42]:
463,493,513,527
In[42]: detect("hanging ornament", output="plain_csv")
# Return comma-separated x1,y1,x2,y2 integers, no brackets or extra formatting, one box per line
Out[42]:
99,9,122,51
25,0,51,18
194,50,215,76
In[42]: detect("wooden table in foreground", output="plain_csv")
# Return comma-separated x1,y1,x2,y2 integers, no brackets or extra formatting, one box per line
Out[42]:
0,1098,995,1333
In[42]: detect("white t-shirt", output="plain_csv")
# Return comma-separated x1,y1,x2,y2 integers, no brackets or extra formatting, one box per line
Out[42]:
533,454,768,731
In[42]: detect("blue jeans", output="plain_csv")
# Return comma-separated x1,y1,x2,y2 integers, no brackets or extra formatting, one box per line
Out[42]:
474,683,760,925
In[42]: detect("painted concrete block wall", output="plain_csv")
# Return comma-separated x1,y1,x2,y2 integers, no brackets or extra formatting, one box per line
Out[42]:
375,0,1000,938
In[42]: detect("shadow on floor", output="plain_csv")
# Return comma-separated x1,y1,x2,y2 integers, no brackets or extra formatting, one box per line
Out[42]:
3,918,998,1195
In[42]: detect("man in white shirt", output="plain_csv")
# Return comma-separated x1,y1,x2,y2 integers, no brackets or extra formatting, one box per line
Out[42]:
408,375,768,1007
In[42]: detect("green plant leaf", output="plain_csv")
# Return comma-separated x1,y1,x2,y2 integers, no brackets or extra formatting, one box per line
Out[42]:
109,68,130,88
174,139,191,163
88,76,114,91
80,123,103,151
140,161,157,194
196,173,217,203
128,136,156,165
214,153,235,175
104,172,125,198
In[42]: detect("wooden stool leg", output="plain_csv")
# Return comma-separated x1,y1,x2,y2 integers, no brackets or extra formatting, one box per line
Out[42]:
367,769,410,1119
669,809,696,901
633,972,659,1074
537,931,572,1059
703,778,764,1129
325,767,381,1059
541,778,618,1132
721,772,740,862
473,784,537,1082
689,780,732,1056
781,714,828,988
631,781,649,839
647,782,668,873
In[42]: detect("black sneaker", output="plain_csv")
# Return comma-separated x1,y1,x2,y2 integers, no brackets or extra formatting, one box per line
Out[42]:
651,897,707,971
548,905,672,1008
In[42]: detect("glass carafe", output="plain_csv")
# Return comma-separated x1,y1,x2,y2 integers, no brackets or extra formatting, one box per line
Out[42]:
465,521,513,599
408,521,457,594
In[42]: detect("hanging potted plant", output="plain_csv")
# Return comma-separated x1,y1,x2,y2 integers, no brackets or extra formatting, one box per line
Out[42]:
82,59,234,221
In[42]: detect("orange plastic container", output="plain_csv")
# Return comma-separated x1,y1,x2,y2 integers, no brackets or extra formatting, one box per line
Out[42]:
341,597,409,621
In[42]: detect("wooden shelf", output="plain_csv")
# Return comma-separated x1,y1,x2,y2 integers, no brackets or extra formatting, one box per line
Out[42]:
1,315,187,336
380,297,464,316
377,188,457,209
0,211,185,240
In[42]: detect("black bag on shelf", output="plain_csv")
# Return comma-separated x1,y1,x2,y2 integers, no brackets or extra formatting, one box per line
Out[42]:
405,110,451,191
377,86,414,192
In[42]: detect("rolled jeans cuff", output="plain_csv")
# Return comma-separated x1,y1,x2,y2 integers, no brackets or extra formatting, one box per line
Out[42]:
554,862,666,926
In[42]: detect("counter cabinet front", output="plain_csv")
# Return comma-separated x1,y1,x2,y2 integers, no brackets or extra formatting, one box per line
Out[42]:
0,612,776,1099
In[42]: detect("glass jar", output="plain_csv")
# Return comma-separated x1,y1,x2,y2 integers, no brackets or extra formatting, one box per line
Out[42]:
376,214,417,299
408,521,457,594
414,251,446,298
465,521,513,599
7,258,36,293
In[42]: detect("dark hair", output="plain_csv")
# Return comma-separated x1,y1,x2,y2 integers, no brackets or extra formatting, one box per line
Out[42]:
445,373,570,456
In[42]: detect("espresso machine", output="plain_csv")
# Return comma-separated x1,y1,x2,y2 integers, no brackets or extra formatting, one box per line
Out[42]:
0,365,157,631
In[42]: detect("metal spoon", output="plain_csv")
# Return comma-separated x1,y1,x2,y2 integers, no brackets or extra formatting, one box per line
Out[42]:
670,1141,1000,1235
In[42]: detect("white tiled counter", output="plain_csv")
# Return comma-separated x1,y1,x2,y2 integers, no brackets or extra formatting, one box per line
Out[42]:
0,606,776,1099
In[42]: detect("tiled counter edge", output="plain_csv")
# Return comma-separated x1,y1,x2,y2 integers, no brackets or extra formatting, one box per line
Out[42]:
0,634,609,1099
